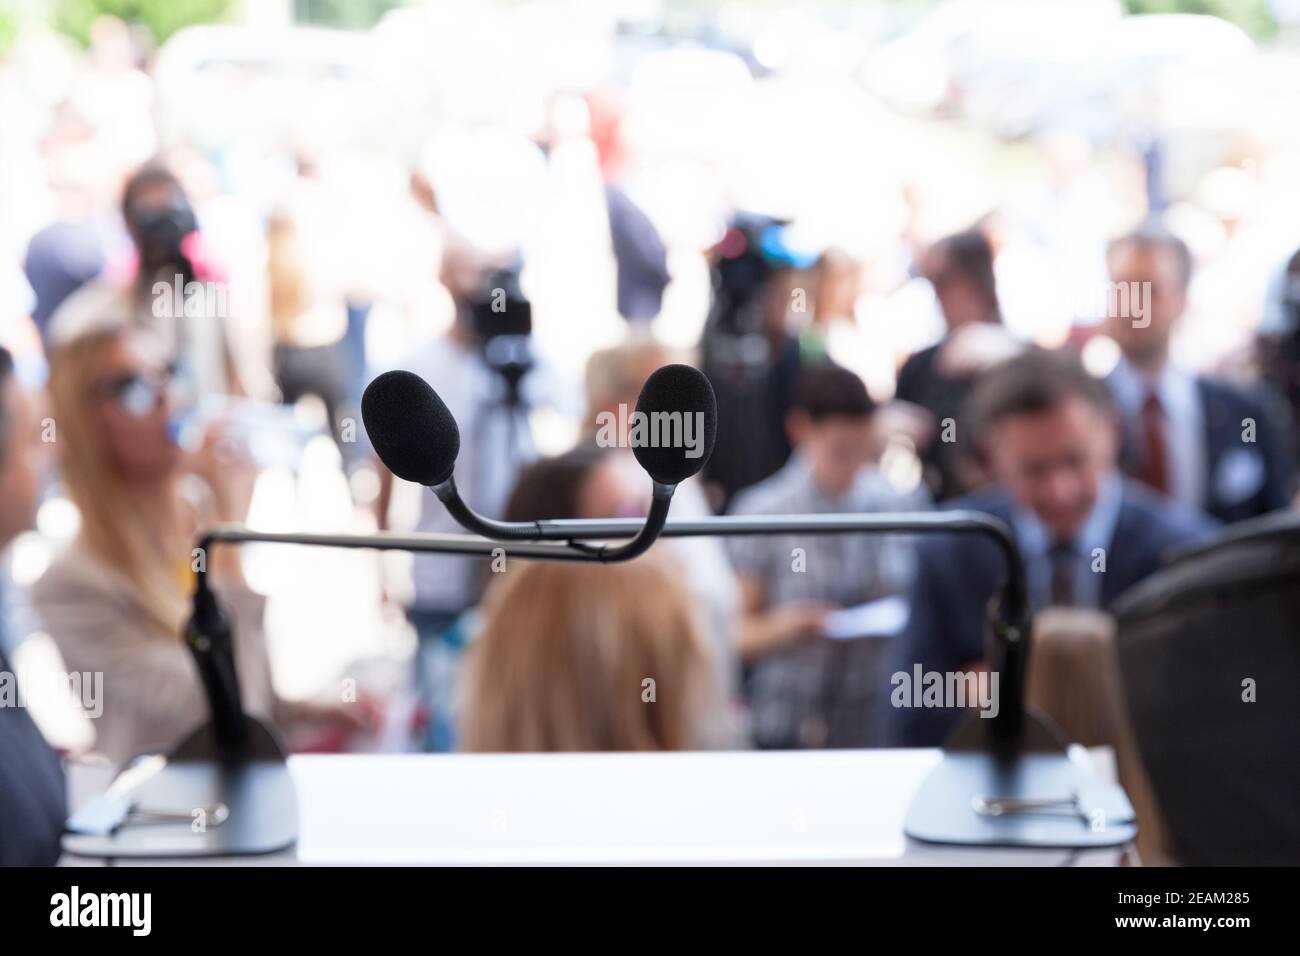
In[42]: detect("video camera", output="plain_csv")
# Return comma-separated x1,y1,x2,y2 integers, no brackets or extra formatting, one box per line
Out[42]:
704,211,818,367
466,262,533,405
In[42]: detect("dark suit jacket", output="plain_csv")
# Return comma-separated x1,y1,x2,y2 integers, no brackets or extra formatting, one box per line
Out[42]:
1116,376,1295,525
0,647,66,865
895,342,980,502
889,481,1216,746
703,333,803,511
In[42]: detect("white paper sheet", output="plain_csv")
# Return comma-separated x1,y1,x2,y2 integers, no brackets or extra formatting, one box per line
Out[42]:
821,595,910,640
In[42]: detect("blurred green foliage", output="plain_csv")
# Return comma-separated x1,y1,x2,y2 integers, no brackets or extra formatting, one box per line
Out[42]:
294,0,402,30
0,5,18,56
1122,0,1277,38
54,0,235,45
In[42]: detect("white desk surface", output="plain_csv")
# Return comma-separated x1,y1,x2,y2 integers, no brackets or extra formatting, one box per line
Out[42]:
67,748,1125,866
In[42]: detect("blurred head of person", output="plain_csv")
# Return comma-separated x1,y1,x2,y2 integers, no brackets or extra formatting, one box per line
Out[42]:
121,163,197,282
785,363,877,498
760,266,819,339
437,235,531,357
89,14,139,72
46,322,189,630
812,248,862,326
1105,226,1192,373
505,445,646,522
584,337,675,443
266,211,313,336
969,349,1119,540
438,237,494,311
460,557,720,752
0,348,44,549
922,230,1000,332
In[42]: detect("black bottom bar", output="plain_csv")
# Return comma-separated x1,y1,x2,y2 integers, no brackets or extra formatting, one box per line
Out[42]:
3,864,1284,940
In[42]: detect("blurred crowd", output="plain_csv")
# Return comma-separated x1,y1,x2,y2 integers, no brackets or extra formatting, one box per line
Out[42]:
2,7,1300,782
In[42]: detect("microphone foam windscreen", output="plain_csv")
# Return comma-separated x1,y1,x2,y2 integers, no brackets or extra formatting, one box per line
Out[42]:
632,364,718,485
362,370,460,486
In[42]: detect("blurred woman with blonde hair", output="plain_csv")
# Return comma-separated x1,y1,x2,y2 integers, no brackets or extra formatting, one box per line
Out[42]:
460,557,726,752
33,322,357,768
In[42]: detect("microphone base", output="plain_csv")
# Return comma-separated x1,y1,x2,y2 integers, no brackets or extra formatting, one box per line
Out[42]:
62,715,298,860
902,707,1137,849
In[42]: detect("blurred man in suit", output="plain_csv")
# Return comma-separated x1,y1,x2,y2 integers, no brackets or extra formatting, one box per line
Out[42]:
0,347,66,865
895,230,1021,501
1104,227,1294,523
892,349,1215,746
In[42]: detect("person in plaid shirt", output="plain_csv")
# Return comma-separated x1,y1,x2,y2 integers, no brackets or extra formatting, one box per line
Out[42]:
727,364,927,749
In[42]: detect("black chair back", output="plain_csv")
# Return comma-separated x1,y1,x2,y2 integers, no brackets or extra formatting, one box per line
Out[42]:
1113,512,1300,865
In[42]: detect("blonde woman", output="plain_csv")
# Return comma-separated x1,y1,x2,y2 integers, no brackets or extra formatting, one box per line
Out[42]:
32,324,356,768
459,558,727,753
584,339,741,695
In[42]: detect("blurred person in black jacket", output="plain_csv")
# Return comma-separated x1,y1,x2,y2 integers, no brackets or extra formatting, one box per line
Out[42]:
1258,244,1300,479
48,163,243,398
700,213,822,511
0,347,65,866
894,230,1021,501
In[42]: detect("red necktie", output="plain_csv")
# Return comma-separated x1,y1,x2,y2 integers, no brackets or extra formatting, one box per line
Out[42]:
1141,391,1169,495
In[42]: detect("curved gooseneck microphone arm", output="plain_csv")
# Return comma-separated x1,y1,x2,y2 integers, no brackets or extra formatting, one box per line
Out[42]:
431,477,678,562
566,483,674,562
430,477,553,540
362,363,719,566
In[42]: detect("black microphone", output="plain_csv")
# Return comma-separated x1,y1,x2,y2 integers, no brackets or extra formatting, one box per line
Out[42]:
362,363,718,561
360,369,459,487
626,362,718,486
